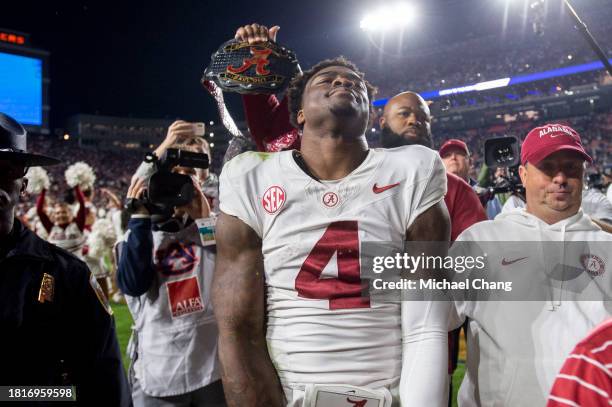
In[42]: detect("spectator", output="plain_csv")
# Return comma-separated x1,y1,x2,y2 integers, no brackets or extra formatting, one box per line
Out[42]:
439,139,473,183
439,139,504,219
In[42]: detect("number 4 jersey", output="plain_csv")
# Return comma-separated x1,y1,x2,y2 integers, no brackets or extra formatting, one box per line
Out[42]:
219,146,447,391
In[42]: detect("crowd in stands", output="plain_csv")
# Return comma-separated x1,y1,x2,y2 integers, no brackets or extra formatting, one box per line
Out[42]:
364,4,612,100
78,122,168,141
433,111,612,179
19,135,143,212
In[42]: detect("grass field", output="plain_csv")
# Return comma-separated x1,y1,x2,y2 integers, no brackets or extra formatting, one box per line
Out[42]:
111,303,134,372
111,303,467,406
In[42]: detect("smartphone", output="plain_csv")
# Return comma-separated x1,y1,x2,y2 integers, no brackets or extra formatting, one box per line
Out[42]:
193,122,206,137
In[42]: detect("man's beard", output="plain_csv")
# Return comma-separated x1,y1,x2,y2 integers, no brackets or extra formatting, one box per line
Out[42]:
380,126,433,148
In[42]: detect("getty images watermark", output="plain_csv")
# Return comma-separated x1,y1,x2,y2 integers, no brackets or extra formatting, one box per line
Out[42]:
360,242,610,301
370,252,513,293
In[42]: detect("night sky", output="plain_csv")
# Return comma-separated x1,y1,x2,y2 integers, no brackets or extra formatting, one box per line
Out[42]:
1,0,602,130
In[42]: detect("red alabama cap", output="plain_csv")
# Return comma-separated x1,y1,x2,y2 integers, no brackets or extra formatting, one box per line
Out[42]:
439,139,470,158
521,123,591,165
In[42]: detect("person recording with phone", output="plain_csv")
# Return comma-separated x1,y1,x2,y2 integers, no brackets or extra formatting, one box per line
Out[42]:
115,121,225,407
147,120,219,212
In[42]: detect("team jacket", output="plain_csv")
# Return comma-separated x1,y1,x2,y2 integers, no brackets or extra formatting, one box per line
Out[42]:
116,217,220,397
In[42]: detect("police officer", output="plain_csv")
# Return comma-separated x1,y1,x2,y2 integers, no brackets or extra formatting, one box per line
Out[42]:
0,113,131,406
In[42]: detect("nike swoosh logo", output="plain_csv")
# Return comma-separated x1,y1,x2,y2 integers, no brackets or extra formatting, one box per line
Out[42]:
501,257,528,266
373,182,400,194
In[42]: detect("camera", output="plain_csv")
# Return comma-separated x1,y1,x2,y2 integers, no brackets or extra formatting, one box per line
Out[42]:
140,148,210,220
586,172,605,191
483,136,524,196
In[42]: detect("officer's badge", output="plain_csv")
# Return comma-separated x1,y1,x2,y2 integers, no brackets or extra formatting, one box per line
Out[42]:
38,273,55,303
89,272,113,315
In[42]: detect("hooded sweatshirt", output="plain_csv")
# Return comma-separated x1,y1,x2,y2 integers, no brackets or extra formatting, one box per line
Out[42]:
450,208,612,407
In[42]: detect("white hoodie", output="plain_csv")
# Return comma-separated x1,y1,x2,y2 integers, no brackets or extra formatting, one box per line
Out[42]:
451,209,612,407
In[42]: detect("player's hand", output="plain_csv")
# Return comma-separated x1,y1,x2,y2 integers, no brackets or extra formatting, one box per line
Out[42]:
175,177,211,220
125,177,149,215
155,120,199,158
235,23,280,44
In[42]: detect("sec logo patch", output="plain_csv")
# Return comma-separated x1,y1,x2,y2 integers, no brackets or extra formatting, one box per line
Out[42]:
263,185,286,214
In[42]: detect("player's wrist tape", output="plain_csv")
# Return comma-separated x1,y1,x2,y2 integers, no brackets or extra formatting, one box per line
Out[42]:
195,217,216,246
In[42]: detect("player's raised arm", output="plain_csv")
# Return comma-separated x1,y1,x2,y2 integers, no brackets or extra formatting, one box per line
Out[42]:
212,212,286,407
401,201,451,406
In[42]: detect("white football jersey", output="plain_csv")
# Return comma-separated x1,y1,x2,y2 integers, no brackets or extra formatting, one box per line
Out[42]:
219,146,447,392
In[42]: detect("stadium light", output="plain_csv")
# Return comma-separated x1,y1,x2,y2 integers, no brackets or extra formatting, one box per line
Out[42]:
209,121,214,126
360,3,416,32
63,134,70,140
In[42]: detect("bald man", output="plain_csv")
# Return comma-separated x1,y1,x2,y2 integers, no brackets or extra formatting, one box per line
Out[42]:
379,91,433,147
378,92,487,240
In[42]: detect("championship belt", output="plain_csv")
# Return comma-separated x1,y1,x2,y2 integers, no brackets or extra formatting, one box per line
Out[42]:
203,39,299,94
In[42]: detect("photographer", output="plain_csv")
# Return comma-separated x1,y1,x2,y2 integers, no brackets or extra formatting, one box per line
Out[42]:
145,120,219,212
116,133,224,406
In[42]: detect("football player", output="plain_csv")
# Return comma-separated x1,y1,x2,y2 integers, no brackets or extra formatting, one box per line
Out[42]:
214,57,451,406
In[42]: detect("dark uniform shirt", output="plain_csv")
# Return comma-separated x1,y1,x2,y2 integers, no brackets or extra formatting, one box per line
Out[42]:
0,219,132,406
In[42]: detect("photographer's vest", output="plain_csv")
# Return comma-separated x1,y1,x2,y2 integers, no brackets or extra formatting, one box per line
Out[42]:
125,223,220,397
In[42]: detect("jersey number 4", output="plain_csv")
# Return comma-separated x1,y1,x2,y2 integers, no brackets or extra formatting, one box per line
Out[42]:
295,221,370,310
